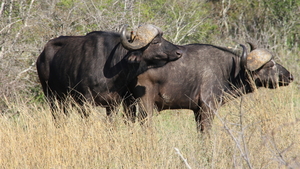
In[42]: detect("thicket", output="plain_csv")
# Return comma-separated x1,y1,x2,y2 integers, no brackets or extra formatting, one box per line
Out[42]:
0,0,299,107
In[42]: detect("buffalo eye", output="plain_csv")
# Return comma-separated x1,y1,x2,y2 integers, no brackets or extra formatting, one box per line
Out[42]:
151,40,160,44
265,60,275,69
151,37,161,44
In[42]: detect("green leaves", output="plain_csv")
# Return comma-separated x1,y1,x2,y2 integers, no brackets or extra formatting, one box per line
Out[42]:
57,0,78,9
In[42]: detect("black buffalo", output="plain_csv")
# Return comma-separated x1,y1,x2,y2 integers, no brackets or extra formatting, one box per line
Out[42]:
36,24,183,118
130,42,293,133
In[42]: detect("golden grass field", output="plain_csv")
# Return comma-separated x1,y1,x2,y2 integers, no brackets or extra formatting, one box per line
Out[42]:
0,84,299,168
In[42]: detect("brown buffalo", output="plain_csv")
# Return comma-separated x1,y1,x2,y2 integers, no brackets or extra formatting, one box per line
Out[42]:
129,42,293,133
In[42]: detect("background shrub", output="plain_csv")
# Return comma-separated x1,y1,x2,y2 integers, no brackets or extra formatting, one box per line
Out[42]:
0,0,299,106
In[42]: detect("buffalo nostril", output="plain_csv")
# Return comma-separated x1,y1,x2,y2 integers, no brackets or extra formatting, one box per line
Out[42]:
176,50,183,57
289,74,294,81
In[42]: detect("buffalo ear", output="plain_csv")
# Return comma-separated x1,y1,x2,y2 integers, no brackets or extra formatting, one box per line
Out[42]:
126,53,142,63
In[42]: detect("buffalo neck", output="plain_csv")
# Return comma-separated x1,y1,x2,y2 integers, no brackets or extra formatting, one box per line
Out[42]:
226,56,256,98
103,42,156,95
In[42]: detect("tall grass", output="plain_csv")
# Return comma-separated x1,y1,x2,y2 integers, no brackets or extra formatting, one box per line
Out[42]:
0,84,299,168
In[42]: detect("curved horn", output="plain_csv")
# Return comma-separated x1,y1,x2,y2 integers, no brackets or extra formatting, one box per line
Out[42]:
246,41,257,51
246,49,273,71
121,24,160,50
239,44,248,70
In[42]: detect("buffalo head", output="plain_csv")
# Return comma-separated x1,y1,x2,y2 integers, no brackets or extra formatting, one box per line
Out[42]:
121,24,183,68
240,43,293,88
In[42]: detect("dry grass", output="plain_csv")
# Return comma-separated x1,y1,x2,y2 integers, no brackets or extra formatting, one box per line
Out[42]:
0,85,299,168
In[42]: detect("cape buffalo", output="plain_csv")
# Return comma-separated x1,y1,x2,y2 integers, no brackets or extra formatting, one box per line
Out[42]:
36,24,183,118
130,42,293,133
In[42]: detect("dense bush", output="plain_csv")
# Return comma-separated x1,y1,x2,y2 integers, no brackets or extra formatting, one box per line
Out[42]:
0,0,299,106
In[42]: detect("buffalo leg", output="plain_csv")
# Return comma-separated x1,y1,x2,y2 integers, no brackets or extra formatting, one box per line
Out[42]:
132,84,155,127
122,97,137,123
47,95,67,118
194,101,217,133
136,96,155,128
106,106,117,122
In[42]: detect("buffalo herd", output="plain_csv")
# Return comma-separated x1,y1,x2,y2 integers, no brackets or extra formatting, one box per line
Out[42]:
36,24,293,133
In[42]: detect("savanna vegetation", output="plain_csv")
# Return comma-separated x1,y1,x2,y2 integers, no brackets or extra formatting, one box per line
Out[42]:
0,0,299,168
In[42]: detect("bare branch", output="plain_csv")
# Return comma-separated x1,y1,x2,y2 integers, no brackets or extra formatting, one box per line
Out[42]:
9,0,35,50
214,96,253,169
0,19,22,34
9,62,35,85
0,1,5,18
174,147,192,169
